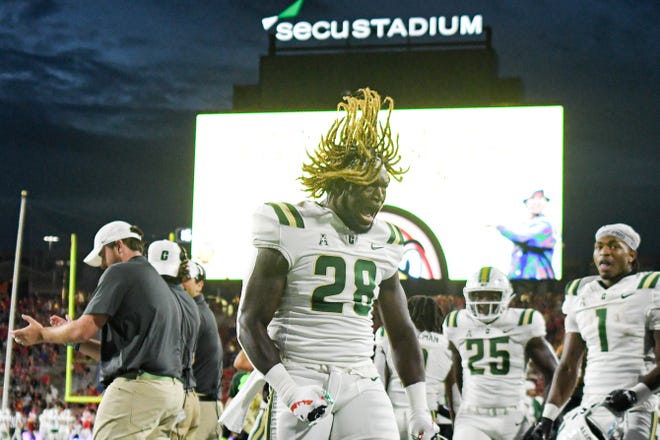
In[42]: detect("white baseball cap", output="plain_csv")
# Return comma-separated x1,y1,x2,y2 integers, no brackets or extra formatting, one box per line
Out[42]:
84,221,142,267
148,240,182,277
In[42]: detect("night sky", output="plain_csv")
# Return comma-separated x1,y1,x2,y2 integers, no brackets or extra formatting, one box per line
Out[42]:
1,1,658,273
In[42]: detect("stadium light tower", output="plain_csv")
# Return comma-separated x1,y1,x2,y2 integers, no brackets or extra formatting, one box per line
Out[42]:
43,235,60,251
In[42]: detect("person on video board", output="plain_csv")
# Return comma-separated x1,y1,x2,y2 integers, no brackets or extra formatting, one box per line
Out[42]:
497,190,557,280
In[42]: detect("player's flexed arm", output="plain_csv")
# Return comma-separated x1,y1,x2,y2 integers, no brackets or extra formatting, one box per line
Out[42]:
237,247,329,423
237,247,286,375
377,273,438,439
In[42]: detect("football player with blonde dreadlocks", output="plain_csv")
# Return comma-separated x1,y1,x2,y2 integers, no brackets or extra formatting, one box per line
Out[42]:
237,88,438,439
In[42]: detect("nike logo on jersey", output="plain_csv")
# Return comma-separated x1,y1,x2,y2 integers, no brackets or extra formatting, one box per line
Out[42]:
370,244,384,250
501,328,514,334
621,291,636,299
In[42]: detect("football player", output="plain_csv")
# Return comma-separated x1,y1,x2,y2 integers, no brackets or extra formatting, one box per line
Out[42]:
444,266,557,439
375,295,455,440
528,223,660,440
237,88,437,439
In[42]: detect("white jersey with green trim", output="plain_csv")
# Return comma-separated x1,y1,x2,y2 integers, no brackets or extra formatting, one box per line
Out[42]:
443,307,546,407
562,271,660,405
252,200,405,367
375,328,452,408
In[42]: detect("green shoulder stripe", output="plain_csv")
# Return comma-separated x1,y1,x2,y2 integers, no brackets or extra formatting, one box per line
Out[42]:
266,202,305,228
638,272,660,289
445,310,459,328
565,279,581,296
518,309,535,326
386,222,405,245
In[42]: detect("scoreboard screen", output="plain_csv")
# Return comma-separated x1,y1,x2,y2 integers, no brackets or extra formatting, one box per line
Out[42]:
192,105,563,281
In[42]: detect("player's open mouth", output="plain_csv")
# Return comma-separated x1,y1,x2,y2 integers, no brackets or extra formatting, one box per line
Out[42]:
359,211,375,225
359,206,380,224
598,260,612,270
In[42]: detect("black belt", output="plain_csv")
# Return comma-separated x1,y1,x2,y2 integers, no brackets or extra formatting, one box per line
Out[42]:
198,394,220,402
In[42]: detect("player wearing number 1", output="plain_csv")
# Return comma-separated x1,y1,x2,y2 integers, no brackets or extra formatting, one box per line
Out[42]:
443,266,557,439
237,88,437,439
527,223,660,440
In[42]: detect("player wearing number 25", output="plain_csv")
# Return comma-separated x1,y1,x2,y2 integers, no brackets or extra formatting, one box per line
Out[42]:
237,88,437,440
528,223,660,440
443,266,557,439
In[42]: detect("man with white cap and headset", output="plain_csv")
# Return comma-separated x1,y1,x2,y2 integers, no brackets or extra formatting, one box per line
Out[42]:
11,220,186,439
527,223,660,439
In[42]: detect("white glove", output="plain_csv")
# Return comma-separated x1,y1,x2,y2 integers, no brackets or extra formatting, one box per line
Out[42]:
408,409,439,440
280,384,331,423
265,363,332,424
405,382,439,440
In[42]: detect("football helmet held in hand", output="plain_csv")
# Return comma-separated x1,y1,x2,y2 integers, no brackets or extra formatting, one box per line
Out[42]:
556,402,622,440
286,386,333,424
605,389,637,413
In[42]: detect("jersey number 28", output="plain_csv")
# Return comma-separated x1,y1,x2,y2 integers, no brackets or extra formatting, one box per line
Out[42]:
311,255,377,316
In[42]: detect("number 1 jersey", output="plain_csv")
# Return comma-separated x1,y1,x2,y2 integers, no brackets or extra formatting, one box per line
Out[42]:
562,271,660,404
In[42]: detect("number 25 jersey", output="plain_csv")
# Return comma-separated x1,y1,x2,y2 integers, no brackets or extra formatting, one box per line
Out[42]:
251,201,405,367
443,307,546,407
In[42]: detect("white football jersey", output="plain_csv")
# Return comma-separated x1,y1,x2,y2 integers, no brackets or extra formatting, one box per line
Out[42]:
562,271,660,404
443,307,546,407
375,328,453,408
251,200,404,367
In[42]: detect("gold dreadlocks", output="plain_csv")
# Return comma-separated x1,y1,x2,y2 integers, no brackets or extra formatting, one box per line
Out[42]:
300,87,407,199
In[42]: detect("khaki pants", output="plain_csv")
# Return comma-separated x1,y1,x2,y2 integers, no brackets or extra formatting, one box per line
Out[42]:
93,376,185,439
197,398,223,440
171,390,200,439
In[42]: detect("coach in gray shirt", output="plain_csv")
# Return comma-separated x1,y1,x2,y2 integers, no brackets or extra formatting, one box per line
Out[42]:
12,220,185,439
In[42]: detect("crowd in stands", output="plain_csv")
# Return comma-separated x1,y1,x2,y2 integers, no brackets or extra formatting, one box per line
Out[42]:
0,274,572,437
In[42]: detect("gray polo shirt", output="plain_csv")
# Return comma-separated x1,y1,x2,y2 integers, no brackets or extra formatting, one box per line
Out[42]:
168,282,200,391
84,256,183,385
193,295,223,399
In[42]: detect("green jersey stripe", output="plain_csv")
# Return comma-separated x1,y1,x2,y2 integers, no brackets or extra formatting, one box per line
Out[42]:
282,202,304,227
266,202,304,228
446,310,459,328
386,222,404,244
639,272,660,289
519,309,534,326
565,279,580,296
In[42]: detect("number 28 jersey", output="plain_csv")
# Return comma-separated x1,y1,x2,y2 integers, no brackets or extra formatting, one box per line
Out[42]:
443,308,546,407
562,272,660,402
252,201,405,367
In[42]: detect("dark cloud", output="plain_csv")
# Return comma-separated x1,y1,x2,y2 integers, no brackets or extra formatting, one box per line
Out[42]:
0,0,60,24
